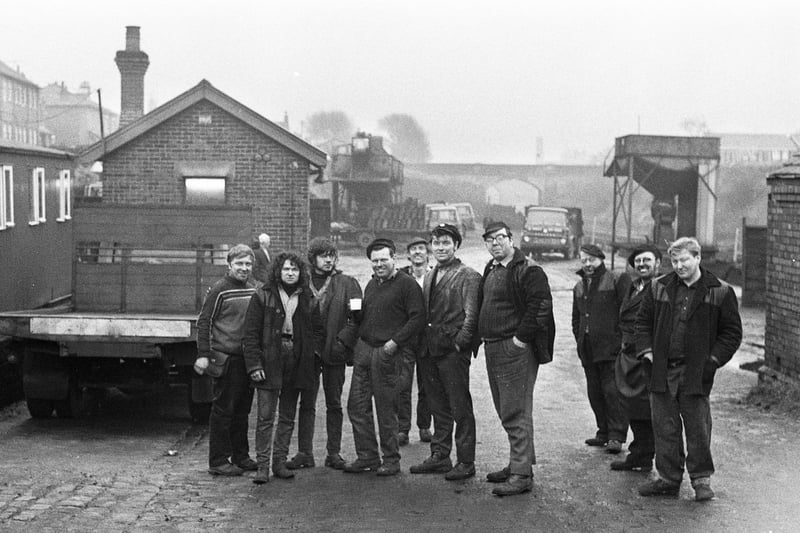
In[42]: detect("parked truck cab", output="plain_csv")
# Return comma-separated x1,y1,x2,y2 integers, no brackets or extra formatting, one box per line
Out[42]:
520,206,583,259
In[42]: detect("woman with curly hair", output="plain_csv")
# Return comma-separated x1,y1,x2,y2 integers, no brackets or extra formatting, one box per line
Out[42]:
242,251,323,484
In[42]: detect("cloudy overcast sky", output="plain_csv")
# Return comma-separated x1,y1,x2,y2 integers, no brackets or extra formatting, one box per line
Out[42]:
1,0,797,164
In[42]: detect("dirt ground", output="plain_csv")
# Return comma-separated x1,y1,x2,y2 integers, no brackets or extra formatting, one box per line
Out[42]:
0,236,796,532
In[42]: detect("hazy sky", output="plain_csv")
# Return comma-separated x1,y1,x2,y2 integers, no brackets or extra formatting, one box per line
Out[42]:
2,0,798,164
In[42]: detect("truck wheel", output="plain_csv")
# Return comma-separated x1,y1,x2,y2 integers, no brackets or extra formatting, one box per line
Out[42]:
356,232,375,249
54,380,85,418
27,398,54,418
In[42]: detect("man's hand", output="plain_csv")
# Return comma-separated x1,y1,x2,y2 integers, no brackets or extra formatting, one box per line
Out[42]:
511,336,528,349
383,339,398,356
641,351,653,364
250,369,266,382
193,357,209,375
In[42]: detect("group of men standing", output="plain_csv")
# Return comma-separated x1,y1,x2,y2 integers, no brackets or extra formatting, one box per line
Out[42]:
572,238,742,502
195,221,556,497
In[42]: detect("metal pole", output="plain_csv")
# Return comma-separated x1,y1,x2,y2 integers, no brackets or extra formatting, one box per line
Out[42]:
97,89,106,156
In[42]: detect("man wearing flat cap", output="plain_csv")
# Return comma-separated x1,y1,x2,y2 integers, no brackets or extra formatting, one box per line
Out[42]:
611,244,661,473
477,221,556,496
410,224,481,481
344,238,425,476
572,243,631,454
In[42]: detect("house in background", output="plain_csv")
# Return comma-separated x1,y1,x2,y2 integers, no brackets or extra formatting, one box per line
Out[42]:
715,133,797,166
41,82,119,150
0,60,51,147
0,139,74,311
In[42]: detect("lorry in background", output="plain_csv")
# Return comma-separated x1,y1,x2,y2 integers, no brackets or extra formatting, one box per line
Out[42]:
328,133,468,248
519,206,583,259
452,203,476,231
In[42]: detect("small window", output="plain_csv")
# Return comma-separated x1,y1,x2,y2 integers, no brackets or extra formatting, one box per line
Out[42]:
57,169,71,221
30,167,45,225
1,165,13,229
185,177,225,205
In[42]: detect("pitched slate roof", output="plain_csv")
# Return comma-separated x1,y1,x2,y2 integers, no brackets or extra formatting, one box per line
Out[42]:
0,59,38,86
79,79,326,167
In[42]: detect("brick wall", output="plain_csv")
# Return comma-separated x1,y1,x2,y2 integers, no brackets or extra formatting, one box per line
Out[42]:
764,176,800,379
100,100,312,251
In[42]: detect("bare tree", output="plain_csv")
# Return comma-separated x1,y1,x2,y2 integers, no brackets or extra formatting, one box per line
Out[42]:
378,114,432,163
305,111,354,151
680,116,710,137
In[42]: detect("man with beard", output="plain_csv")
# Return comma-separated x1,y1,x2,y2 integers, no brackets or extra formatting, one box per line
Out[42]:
478,222,555,496
572,244,631,454
195,244,259,477
398,238,433,445
636,237,742,501
283,238,362,471
344,238,425,476
611,245,661,472
410,224,480,481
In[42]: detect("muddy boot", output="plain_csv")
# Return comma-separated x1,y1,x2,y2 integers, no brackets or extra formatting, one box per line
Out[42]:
253,465,270,485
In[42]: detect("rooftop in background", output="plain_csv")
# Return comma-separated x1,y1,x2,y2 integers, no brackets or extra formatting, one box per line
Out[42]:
0,59,38,86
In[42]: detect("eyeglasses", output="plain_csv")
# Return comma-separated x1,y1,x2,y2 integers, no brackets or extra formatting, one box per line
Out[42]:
484,233,509,244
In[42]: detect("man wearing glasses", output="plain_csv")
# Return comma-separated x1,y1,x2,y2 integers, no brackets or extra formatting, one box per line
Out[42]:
477,221,555,496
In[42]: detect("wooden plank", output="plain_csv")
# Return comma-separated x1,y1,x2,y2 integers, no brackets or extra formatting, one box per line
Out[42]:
30,316,192,338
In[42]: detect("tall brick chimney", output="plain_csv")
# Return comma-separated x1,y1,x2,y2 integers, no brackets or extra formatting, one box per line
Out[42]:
115,26,149,127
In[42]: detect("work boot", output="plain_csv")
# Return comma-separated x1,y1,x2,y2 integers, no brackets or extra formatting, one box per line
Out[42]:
605,439,623,454
324,454,346,470
610,455,653,472
638,478,681,497
491,474,533,496
693,479,715,502
419,428,432,443
445,462,476,481
252,466,269,485
409,452,452,474
235,457,258,471
343,458,381,473
486,466,511,483
585,436,608,447
376,463,401,477
285,452,315,470
208,462,244,477
272,462,295,479
398,432,409,446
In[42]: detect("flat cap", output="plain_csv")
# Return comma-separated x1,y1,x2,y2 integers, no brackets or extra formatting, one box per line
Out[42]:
366,237,396,258
406,237,429,252
579,243,605,260
431,223,462,247
627,244,662,268
482,221,512,240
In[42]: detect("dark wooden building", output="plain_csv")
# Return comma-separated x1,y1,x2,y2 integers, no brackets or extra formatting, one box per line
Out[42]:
0,140,74,312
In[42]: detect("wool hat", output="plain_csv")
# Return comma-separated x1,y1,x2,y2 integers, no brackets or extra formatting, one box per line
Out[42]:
431,223,462,247
405,237,429,252
579,243,605,260
627,244,662,269
366,237,396,258
482,221,512,240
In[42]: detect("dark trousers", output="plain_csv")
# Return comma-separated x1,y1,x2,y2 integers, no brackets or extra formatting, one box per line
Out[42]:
275,384,319,463
318,362,346,456
650,365,714,484
582,353,628,442
485,338,538,476
347,340,401,465
398,355,432,434
208,356,253,467
418,351,476,463
627,418,655,462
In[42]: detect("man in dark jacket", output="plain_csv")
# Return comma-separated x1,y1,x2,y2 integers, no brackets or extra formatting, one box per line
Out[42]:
478,221,555,496
195,244,259,477
283,238,362,471
252,233,271,283
635,237,742,501
344,238,425,476
572,243,631,454
410,224,481,481
242,252,323,484
611,244,662,472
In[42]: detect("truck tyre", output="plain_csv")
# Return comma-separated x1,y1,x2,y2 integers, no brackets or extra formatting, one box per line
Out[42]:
356,232,375,249
27,398,54,418
189,400,211,424
54,380,84,418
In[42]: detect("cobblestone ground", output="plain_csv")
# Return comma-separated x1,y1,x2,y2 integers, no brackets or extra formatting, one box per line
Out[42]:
0,241,797,532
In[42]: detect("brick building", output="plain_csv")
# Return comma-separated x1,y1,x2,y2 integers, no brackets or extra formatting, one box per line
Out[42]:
79,78,326,252
762,156,800,381
40,81,119,150
0,60,49,147
0,140,75,311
